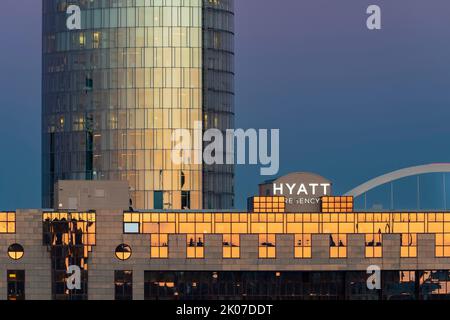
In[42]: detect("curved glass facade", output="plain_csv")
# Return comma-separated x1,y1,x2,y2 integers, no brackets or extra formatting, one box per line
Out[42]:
202,0,234,209
42,0,234,210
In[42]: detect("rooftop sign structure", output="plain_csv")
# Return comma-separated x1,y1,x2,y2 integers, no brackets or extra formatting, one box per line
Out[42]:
259,172,332,212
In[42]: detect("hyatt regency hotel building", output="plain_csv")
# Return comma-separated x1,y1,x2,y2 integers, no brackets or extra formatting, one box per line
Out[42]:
1,0,450,301
2,171,450,300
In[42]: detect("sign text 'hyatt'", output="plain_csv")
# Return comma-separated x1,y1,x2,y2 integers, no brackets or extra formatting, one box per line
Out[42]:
273,182,331,205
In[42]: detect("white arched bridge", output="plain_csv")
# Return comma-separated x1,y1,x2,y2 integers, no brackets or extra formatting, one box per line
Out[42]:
344,163,450,210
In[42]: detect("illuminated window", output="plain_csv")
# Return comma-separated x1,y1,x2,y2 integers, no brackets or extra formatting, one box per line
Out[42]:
79,32,85,47
401,234,417,258
251,196,285,213
93,32,100,49
223,234,240,258
8,244,24,260
151,234,169,259
322,196,353,213
124,213,140,233
120,210,450,261
187,234,204,258
294,234,311,258
365,234,382,258
435,233,450,257
329,234,347,258
115,244,132,261
0,212,16,234
259,234,276,259
432,213,450,257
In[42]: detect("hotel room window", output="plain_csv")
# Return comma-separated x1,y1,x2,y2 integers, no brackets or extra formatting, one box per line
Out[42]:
0,212,15,233
329,234,347,258
7,270,25,301
429,213,450,257
365,233,383,258
294,234,312,258
259,234,276,258
187,234,204,258
223,234,240,258
400,233,417,258
151,234,169,258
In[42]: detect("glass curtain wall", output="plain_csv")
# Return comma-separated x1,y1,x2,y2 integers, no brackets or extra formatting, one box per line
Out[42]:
42,0,207,210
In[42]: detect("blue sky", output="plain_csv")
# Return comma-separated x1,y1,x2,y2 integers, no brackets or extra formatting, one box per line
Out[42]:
1,0,450,209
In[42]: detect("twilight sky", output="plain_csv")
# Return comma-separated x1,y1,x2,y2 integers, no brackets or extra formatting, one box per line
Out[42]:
1,0,450,209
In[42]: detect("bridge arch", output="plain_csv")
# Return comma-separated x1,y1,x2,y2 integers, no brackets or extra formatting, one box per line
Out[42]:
344,163,450,198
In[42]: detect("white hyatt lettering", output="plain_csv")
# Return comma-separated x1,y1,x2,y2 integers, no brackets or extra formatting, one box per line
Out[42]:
273,183,331,196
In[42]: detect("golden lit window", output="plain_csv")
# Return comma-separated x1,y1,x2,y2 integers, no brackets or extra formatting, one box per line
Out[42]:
223,234,240,258
151,234,169,259
93,32,100,48
400,233,417,258
251,196,285,213
435,232,450,257
0,212,16,234
294,234,311,258
259,234,276,259
322,196,353,213
79,33,85,47
365,234,382,258
187,234,204,259
329,234,347,258
115,244,132,261
8,244,24,260
120,210,450,261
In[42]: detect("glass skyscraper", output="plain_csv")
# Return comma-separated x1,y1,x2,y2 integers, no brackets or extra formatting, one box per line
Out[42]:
42,0,234,210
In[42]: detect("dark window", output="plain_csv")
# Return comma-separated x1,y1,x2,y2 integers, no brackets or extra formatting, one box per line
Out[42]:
154,191,163,210
7,270,25,300
85,77,93,90
115,271,133,300
182,191,191,209
142,270,450,300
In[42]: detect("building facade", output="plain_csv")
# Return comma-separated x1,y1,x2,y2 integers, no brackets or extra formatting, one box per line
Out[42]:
42,0,235,210
3,191,450,300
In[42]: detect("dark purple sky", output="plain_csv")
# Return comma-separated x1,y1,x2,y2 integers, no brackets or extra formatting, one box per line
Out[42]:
1,0,450,209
